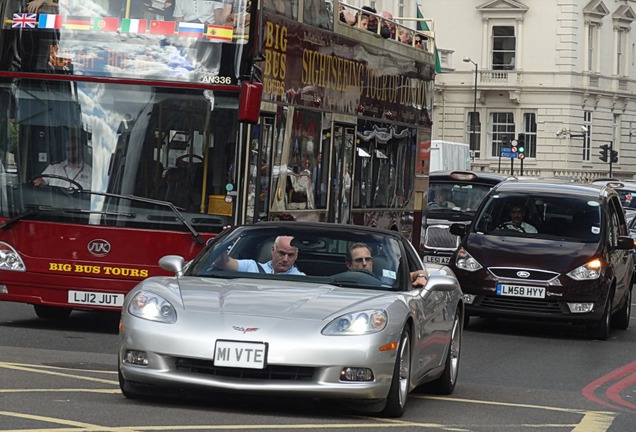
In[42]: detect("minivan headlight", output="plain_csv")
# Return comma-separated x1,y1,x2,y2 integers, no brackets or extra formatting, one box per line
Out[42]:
567,258,602,280
454,247,483,272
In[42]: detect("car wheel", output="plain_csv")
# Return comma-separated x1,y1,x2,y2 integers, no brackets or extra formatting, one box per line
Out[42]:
380,327,411,418
425,307,462,394
611,288,631,330
588,293,612,340
33,305,72,320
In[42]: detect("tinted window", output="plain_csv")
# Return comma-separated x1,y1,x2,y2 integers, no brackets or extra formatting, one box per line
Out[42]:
474,193,601,243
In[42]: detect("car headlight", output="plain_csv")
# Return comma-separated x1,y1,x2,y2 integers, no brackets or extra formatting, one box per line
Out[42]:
567,258,602,280
0,242,26,271
128,290,177,323
454,247,483,272
322,309,387,335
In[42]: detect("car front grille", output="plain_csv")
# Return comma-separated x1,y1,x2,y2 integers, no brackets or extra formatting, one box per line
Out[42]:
175,358,315,381
424,226,459,250
476,296,563,314
488,267,560,282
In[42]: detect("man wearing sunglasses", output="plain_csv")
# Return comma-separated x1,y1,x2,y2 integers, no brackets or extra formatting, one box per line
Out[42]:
346,243,428,287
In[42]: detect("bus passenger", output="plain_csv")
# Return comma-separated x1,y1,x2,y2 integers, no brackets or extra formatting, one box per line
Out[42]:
33,137,92,190
173,0,226,24
26,0,58,13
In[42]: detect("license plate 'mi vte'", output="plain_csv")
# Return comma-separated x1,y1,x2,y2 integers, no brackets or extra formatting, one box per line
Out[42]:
496,284,545,299
214,340,267,369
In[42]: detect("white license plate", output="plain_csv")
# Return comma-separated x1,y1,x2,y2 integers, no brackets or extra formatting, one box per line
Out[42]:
214,340,267,369
68,290,125,307
424,255,450,264
496,284,545,299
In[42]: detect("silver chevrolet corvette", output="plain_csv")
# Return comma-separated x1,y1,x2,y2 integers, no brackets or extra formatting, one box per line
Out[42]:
118,222,463,417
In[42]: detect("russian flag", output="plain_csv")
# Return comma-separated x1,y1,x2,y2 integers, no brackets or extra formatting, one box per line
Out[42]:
38,14,63,29
178,22,204,38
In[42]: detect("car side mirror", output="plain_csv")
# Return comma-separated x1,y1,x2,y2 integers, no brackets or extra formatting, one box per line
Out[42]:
616,236,635,250
159,255,185,276
450,223,466,237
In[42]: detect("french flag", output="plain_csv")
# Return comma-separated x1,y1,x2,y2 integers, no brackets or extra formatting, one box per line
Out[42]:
177,22,204,38
38,14,63,29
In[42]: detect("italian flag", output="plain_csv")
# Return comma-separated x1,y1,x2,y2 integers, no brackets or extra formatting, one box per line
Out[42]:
121,18,147,34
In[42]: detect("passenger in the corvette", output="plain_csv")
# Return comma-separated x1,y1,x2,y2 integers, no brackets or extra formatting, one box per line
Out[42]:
215,235,305,275
346,243,428,287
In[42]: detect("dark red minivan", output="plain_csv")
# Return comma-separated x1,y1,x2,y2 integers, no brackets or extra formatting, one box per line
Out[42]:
449,179,634,340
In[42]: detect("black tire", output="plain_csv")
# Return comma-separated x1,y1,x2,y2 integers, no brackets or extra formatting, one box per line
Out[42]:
611,288,631,330
463,312,471,329
426,308,462,394
33,305,72,320
588,293,612,340
118,365,139,399
380,327,411,418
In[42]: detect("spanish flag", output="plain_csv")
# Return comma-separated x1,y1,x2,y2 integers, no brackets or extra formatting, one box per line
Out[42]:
64,16,91,31
206,25,233,42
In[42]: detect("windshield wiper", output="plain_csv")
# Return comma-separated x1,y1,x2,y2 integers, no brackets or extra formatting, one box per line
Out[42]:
74,190,205,246
0,205,134,231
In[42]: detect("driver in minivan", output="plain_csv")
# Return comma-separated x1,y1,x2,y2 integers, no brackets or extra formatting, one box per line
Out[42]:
499,204,538,233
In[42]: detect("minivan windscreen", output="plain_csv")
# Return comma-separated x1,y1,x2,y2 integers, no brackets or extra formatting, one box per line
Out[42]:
473,195,601,243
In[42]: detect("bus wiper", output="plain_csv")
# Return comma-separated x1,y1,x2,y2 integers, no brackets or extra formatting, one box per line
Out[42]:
0,205,135,231
74,190,205,246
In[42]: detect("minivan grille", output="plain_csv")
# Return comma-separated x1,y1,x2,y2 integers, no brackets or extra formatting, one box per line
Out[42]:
489,267,560,282
477,296,563,314
425,226,459,249
175,358,315,381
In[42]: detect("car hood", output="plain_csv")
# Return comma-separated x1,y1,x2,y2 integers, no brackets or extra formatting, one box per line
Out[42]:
466,233,600,271
173,277,390,320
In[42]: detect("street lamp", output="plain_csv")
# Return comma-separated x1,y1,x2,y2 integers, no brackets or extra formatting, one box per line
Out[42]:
463,57,478,155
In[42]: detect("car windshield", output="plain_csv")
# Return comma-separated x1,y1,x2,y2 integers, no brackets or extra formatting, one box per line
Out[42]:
188,227,406,290
427,181,494,219
473,194,602,243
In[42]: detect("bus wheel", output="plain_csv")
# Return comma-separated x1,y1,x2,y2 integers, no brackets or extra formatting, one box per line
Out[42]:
33,305,72,320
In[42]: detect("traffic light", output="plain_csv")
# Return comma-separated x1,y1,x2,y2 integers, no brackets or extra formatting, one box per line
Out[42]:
517,134,525,160
599,144,609,162
610,149,618,163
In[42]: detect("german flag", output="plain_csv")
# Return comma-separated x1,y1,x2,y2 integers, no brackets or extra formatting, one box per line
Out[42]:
64,16,91,31
206,25,233,42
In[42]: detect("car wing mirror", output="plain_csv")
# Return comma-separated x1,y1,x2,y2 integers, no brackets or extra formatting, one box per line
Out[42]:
616,236,635,251
450,223,466,237
159,255,185,276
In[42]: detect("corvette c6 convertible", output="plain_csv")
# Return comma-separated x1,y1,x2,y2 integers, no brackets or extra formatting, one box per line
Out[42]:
118,222,463,417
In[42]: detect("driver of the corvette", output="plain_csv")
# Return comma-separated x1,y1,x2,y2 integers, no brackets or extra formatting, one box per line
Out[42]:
33,137,92,189
215,235,305,275
500,204,537,233
346,242,428,287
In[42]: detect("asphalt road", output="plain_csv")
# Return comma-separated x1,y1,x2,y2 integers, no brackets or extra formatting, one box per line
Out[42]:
1,301,635,431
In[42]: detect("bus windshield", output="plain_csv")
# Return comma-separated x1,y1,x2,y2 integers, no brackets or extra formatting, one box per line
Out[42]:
0,79,237,232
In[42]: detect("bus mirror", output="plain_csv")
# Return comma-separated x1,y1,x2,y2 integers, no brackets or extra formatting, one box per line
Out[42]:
238,81,263,124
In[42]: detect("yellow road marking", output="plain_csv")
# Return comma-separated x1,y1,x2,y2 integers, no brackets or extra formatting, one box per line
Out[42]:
0,362,117,385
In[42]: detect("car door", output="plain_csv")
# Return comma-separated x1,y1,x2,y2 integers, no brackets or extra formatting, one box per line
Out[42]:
607,196,632,304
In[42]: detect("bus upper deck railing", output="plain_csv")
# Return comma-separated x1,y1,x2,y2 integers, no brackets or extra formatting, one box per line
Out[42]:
337,1,436,56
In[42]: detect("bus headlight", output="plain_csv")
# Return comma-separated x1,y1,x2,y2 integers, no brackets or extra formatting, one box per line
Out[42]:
0,242,26,271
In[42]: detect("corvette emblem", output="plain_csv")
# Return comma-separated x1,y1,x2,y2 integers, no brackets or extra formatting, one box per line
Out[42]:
233,326,259,334
516,271,531,278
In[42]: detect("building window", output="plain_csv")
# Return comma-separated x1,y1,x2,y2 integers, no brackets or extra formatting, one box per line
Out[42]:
583,111,592,161
492,26,515,70
466,112,481,158
523,113,536,158
491,112,515,157
616,28,628,76
587,24,598,72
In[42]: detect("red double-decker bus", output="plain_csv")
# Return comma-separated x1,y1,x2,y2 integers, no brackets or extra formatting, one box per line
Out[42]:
0,0,436,319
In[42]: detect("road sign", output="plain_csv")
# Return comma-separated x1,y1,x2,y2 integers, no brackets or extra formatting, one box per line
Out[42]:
500,151,515,158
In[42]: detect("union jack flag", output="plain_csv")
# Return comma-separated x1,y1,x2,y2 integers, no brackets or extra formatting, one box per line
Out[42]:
12,13,37,28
